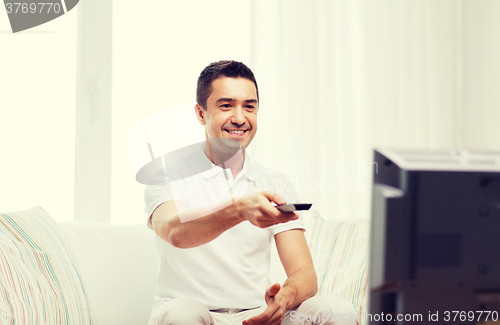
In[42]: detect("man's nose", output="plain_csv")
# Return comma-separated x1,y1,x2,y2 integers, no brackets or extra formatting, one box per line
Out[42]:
230,107,246,125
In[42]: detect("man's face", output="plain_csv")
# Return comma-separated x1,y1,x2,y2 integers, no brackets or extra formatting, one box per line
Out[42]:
195,77,258,151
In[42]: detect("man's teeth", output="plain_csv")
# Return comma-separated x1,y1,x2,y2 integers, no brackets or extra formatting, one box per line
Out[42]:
227,130,245,134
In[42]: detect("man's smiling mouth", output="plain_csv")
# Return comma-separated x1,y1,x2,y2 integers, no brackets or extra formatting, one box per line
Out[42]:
224,129,248,136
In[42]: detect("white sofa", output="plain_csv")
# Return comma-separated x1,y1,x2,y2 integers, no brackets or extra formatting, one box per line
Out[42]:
0,207,369,325
57,212,370,325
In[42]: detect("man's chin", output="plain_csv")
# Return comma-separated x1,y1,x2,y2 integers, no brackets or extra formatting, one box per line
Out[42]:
207,138,241,160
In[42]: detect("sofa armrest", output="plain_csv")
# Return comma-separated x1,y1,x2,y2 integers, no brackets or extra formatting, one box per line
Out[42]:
305,211,370,323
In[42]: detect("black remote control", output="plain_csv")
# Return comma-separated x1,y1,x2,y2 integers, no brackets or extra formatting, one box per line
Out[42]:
276,203,312,212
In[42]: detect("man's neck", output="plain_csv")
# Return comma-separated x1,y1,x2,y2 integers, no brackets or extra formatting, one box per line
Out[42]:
223,149,245,180
203,140,245,180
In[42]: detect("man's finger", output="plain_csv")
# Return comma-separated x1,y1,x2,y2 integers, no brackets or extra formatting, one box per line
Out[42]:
244,310,271,325
266,283,281,298
268,314,284,325
265,283,281,305
261,191,286,205
260,204,282,219
243,302,279,325
275,211,299,223
264,306,284,325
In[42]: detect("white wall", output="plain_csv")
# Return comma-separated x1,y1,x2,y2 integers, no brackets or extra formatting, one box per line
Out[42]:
463,0,500,150
0,8,77,222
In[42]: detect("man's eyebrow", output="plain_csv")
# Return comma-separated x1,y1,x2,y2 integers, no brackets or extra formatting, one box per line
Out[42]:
215,98,258,104
215,98,235,104
244,99,258,104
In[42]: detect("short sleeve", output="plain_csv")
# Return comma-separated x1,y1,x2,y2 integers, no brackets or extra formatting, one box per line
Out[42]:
273,179,305,235
144,167,189,221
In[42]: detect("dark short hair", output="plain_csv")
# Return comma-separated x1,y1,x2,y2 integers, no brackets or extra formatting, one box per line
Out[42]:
196,60,259,110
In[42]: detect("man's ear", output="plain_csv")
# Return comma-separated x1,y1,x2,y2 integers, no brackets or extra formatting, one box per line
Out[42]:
194,103,206,126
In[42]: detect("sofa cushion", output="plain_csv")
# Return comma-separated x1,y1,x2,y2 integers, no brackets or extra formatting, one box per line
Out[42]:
58,221,157,325
306,211,370,314
0,206,96,324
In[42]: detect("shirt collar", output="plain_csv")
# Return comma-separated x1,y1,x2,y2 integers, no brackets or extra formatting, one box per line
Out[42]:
199,149,224,179
200,164,224,180
198,149,262,182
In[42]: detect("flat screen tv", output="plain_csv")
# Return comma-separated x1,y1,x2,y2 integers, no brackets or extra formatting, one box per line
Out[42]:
369,149,500,324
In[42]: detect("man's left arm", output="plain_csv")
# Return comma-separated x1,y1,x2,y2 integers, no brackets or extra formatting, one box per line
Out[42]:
243,229,318,325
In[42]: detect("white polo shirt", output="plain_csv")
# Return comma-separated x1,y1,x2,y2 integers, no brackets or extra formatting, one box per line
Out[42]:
144,144,305,312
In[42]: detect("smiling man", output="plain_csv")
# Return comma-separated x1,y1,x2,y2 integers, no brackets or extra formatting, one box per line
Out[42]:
145,60,357,325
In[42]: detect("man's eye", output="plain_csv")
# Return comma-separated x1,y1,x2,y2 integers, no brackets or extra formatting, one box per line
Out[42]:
245,106,255,110
220,104,232,110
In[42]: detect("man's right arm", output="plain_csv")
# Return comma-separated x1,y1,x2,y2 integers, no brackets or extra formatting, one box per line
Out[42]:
151,191,298,248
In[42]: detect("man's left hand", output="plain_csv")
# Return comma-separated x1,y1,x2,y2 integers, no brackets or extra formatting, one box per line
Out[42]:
242,283,288,325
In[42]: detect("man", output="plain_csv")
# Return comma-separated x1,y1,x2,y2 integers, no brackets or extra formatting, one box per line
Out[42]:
145,60,357,325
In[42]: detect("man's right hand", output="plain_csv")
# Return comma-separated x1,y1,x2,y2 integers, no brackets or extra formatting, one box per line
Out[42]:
234,191,299,228
151,191,299,248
